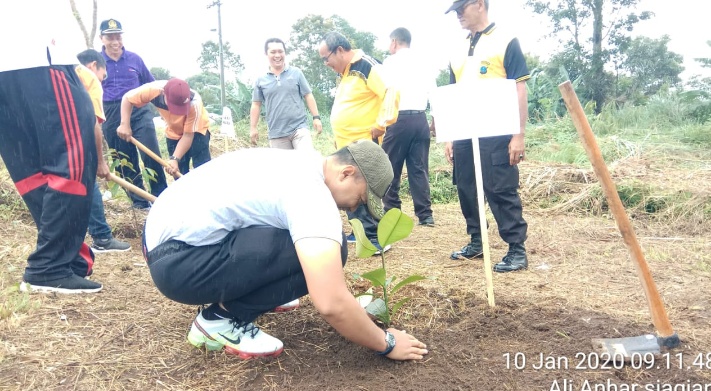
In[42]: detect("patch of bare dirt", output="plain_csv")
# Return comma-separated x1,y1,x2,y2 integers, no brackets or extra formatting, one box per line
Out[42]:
1,158,710,391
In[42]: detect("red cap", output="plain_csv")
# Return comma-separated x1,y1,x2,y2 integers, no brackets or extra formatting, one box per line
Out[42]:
164,78,191,116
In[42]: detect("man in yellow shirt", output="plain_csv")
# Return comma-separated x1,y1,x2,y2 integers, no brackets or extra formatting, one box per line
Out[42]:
118,78,211,177
318,31,399,253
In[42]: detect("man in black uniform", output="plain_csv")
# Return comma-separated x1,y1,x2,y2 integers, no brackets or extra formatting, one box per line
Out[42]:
433,0,530,272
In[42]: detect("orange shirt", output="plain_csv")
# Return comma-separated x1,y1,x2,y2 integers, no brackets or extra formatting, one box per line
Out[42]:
124,80,209,140
75,65,105,123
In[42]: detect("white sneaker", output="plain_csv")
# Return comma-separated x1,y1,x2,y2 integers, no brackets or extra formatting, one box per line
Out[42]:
273,298,300,313
187,309,283,359
373,245,391,256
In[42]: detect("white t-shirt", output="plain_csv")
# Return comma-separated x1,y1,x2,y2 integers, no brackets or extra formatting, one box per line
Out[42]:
382,48,437,112
144,148,344,251
0,1,84,72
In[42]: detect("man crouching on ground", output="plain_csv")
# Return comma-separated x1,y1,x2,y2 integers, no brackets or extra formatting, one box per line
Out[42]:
142,140,428,361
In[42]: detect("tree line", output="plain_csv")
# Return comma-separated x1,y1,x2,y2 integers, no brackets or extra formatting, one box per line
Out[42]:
74,0,711,126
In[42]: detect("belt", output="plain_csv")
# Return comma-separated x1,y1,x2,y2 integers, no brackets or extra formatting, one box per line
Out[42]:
399,110,425,115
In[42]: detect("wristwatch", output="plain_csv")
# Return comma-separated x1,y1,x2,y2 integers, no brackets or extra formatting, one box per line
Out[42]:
312,115,321,120
376,330,396,356
169,155,180,162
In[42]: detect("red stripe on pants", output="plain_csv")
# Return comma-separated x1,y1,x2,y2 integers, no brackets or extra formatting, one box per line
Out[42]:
15,173,87,196
79,243,94,277
50,69,85,182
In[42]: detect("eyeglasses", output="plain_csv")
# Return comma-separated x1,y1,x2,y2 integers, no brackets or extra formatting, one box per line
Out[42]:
455,0,478,16
321,49,336,63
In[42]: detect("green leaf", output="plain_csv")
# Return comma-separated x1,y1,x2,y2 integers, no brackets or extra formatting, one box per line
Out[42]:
392,297,412,316
361,268,386,287
391,275,428,294
376,208,414,247
349,218,377,258
366,298,389,325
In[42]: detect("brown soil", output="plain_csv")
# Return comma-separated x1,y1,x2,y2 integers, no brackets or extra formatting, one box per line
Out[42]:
1,157,710,391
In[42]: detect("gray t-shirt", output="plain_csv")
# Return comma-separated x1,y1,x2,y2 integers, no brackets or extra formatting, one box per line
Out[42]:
252,66,313,139
144,148,343,251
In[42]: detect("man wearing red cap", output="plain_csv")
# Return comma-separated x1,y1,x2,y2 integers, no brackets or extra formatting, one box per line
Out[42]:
118,78,211,177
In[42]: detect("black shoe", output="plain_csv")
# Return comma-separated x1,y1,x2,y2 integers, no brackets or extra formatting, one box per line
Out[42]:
418,216,435,227
450,235,483,260
91,237,131,253
20,274,103,294
494,243,528,273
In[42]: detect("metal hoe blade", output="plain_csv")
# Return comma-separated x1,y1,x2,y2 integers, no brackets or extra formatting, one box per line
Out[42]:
591,334,664,361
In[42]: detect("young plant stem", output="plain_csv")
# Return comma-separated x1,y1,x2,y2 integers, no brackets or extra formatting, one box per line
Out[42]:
380,253,389,325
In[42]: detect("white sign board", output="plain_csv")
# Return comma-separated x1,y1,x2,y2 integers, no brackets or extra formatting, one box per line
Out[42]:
429,79,520,142
220,106,235,139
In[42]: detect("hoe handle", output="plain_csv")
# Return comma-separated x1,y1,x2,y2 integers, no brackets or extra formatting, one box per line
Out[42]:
107,172,157,203
558,81,675,338
129,136,182,178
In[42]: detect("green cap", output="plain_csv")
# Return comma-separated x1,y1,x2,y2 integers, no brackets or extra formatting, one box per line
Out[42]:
345,140,394,221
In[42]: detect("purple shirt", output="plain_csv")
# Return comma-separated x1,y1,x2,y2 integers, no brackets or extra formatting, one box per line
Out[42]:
101,47,155,102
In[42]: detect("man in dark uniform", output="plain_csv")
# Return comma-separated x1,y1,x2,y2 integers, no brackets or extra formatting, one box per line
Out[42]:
100,19,167,209
433,0,530,272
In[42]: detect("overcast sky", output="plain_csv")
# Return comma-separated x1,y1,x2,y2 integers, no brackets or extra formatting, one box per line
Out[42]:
40,0,711,83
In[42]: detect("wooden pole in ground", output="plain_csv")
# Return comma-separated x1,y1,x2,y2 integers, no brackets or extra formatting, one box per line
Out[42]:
471,137,496,307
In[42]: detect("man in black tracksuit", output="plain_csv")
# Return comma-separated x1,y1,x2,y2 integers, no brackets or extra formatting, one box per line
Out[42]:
0,43,103,293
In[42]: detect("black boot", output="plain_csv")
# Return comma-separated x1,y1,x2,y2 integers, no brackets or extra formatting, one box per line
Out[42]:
494,243,528,273
450,234,483,260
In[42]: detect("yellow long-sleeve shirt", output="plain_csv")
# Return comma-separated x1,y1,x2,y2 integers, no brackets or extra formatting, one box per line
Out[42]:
330,50,399,149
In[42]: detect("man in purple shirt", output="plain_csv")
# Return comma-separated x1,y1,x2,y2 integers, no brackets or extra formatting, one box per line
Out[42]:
100,19,167,209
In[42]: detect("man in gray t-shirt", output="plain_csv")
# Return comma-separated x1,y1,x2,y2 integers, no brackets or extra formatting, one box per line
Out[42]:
250,38,322,150
143,141,428,362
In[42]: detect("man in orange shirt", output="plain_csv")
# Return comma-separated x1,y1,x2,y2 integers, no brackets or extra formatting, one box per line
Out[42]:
118,78,211,177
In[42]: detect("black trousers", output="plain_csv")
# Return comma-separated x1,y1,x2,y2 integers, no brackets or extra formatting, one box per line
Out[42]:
452,135,527,244
165,131,212,175
0,65,97,282
346,204,378,240
146,227,348,323
381,112,433,221
102,102,167,207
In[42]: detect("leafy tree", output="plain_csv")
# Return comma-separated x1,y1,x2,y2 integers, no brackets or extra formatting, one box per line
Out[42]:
435,68,450,87
695,40,711,69
617,35,683,103
289,14,382,111
684,41,711,123
150,67,172,81
186,72,223,114
526,0,653,113
186,72,252,120
197,41,245,76
689,40,711,93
